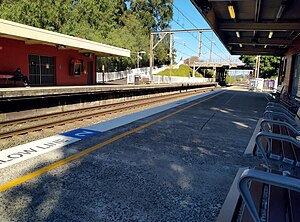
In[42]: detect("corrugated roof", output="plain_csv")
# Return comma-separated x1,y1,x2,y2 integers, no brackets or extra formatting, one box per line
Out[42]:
0,19,130,57
191,0,300,56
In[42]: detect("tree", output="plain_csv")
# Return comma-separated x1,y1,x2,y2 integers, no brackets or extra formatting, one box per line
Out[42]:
0,0,174,70
239,55,280,79
239,55,256,68
0,0,71,32
98,12,150,71
128,0,174,67
129,0,173,32
61,0,127,40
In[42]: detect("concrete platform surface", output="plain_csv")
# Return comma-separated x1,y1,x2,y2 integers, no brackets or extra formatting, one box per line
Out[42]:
0,82,215,98
0,88,268,221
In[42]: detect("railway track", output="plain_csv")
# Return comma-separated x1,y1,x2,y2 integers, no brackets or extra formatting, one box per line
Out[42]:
0,87,215,140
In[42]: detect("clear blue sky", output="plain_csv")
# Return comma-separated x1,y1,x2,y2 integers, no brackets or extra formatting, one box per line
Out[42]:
171,0,240,63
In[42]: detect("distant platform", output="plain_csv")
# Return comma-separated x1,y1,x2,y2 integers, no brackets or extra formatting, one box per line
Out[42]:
0,82,217,99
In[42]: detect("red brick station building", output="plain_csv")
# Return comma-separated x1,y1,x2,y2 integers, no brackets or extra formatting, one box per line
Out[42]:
0,19,130,86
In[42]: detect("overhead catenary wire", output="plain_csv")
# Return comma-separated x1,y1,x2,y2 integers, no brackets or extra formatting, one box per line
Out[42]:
176,49,191,57
174,40,198,55
171,3,231,62
172,19,229,62
172,3,230,57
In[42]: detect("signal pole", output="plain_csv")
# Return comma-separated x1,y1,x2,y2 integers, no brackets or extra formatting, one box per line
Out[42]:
210,32,213,63
169,33,173,79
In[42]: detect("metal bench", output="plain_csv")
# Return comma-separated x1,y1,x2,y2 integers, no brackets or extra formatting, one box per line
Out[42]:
217,168,300,222
219,103,300,221
270,84,284,100
256,125,300,177
0,73,26,86
269,85,300,109
263,108,300,128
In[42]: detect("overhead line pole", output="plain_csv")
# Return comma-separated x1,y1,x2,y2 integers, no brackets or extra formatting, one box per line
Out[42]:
149,29,212,79
169,33,173,81
210,32,214,63
198,32,202,58
193,31,203,77
149,34,154,79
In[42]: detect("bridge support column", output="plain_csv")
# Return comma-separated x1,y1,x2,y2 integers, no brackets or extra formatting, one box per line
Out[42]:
216,67,226,86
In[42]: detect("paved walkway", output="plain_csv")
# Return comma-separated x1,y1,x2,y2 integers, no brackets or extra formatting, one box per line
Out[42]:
0,88,268,221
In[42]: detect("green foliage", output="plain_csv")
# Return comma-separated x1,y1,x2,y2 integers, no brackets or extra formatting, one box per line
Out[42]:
201,69,214,78
225,75,234,85
260,56,280,78
0,0,71,31
156,65,203,77
239,55,256,68
0,0,173,71
129,0,173,32
239,55,280,79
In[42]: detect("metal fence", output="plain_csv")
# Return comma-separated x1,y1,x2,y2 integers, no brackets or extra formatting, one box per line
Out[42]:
249,78,277,91
151,76,215,84
97,65,215,85
96,66,168,83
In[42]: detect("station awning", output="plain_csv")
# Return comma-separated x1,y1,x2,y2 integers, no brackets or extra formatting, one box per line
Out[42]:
0,19,130,57
191,0,300,56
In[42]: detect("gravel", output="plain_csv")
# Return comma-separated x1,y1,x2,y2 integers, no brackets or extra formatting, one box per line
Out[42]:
0,88,268,221
0,90,208,150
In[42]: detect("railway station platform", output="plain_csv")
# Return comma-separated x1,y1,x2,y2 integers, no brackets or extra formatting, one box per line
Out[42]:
0,82,216,99
0,86,269,221
0,82,218,121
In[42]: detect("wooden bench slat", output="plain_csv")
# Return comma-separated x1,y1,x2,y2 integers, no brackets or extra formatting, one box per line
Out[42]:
241,181,264,222
270,139,282,160
288,190,300,222
282,141,295,165
267,185,288,222
278,126,296,165
293,145,300,167
270,125,282,160
287,128,296,138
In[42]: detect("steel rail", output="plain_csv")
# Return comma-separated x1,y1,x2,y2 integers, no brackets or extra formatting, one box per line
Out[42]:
0,87,215,139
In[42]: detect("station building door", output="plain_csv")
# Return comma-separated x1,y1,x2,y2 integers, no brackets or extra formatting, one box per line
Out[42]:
291,54,300,97
28,55,55,86
87,61,93,85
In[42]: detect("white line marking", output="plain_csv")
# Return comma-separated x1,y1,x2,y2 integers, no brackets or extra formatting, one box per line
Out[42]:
0,89,223,169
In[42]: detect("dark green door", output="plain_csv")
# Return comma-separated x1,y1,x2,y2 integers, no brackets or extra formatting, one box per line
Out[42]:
87,61,93,85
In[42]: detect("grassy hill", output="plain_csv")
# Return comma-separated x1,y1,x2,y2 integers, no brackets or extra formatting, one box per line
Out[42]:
156,64,203,77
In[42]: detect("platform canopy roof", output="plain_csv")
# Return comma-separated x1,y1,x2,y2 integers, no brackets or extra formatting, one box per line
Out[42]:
0,19,130,57
191,0,300,56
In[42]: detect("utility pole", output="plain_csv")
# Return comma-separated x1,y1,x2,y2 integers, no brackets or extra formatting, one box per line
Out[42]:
149,34,154,78
198,32,202,58
257,55,261,78
255,55,261,78
102,65,105,84
210,32,213,63
193,62,196,78
149,29,211,81
137,51,146,69
169,33,173,80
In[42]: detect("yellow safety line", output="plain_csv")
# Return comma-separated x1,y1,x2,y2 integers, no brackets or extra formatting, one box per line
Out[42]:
0,91,225,192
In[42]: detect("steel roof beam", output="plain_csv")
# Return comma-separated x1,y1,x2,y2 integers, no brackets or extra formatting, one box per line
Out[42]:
219,23,300,31
227,37,293,46
231,49,276,55
254,0,261,23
